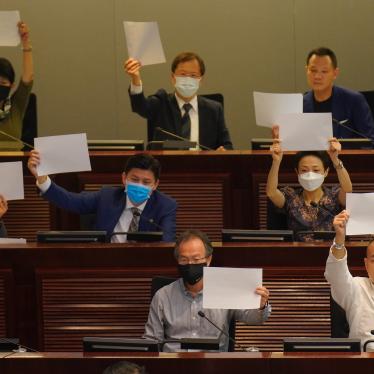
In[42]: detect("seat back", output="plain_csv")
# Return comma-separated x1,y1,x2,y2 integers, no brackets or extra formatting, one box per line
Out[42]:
21,92,37,150
330,295,349,338
360,90,374,118
266,199,288,230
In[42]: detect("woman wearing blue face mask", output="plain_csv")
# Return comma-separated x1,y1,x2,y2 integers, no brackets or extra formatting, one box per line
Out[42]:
266,126,352,241
0,21,34,150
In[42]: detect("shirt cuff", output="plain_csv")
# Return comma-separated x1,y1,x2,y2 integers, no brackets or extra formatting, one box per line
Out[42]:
130,81,143,95
328,246,348,261
36,176,52,193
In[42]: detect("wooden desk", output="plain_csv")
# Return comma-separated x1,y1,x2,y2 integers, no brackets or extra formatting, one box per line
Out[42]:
1,352,374,374
0,242,368,352
2,150,374,241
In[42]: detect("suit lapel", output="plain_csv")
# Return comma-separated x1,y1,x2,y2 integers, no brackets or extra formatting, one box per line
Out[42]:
168,94,183,136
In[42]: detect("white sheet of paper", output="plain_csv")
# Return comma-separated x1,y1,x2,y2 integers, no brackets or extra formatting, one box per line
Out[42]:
123,21,166,66
253,92,303,128
34,133,91,175
0,238,26,244
203,267,262,310
346,193,374,235
0,161,24,200
277,112,333,151
0,11,21,46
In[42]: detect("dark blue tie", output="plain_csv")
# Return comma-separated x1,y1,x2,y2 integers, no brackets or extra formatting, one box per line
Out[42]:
181,103,192,139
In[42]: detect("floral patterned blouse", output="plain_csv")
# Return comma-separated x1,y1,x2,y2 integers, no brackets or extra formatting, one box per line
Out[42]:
280,185,342,241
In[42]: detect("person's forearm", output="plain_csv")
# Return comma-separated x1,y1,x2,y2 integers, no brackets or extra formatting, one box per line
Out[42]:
335,165,352,193
21,39,34,83
266,160,281,198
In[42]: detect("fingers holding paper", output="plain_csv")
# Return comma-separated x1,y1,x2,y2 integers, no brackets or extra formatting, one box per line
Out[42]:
28,150,47,184
0,195,8,218
124,58,142,85
255,286,270,309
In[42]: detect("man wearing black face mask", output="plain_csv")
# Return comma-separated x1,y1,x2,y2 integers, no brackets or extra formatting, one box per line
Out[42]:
143,230,271,352
0,21,34,150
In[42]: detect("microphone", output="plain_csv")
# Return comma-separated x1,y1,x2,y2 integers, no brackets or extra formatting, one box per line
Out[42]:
154,127,213,151
310,201,335,218
0,129,34,149
197,311,257,352
0,337,38,353
110,214,163,238
332,118,374,143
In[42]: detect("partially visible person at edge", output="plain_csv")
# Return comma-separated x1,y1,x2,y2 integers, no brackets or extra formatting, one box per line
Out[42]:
266,125,353,241
0,194,8,237
0,21,34,150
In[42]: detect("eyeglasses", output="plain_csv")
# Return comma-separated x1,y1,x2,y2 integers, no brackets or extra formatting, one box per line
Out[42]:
177,256,208,265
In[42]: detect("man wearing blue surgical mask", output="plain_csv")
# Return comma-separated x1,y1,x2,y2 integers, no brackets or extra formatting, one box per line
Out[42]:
124,52,233,150
27,152,177,242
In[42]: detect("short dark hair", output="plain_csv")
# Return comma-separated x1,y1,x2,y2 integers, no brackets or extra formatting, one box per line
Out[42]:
102,360,146,374
171,52,206,76
124,153,161,181
306,47,338,69
294,151,331,171
0,58,15,84
174,229,213,259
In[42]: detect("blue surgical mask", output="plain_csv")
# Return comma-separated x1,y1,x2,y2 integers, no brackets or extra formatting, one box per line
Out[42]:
174,76,200,98
126,182,152,205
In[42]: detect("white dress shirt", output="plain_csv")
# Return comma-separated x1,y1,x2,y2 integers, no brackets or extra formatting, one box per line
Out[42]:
325,249,374,351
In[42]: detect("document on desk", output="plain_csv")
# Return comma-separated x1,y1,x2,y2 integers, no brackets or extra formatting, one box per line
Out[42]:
0,11,21,46
346,193,374,235
0,238,26,244
277,112,333,151
123,21,166,66
34,133,91,176
0,161,24,200
253,92,303,128
203,267,262,309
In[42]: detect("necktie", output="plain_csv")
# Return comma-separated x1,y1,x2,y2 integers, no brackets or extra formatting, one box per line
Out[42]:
128,207,141,232
181,103,192,139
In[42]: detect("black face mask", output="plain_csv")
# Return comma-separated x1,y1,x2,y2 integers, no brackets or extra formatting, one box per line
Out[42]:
0,85,11,102
178,263,207,285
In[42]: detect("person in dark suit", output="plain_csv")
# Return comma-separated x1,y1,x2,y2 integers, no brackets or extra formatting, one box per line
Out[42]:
303,47,374,141
27,152,177,242
0,194,8,237
124,52,233,150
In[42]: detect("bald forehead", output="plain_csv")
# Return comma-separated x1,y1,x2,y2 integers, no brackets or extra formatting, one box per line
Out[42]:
179,237,206,257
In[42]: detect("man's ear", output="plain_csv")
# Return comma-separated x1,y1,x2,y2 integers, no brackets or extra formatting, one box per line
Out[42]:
121,172,127,186
206,255,212,266
153,179,159,191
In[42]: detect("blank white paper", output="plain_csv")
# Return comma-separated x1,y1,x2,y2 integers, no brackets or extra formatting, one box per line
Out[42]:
277,112,333,151
34,133,91,176
0,11,21,46
0,161,24,200
0,238,26,244
253,92,303,128
123,21,166,66
346,193,374,235
203,267,262,310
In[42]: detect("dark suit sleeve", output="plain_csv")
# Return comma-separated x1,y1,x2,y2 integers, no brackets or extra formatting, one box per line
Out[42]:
128,87,162,121
0,220,7,238
42,182,101,215
216,104,233,150
352,93,374,140
159,202,177,242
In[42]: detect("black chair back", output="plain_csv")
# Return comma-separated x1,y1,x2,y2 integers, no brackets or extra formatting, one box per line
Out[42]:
330,295,349,338
266,199,288,230
21,92,37,150
360,90,374,118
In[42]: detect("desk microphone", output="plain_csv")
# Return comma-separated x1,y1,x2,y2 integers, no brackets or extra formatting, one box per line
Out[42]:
332,118,374,143
310,201,335,219
197,311,256,352
154,127,213,151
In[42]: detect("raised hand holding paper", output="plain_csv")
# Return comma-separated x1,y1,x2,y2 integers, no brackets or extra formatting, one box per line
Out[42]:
253,92,303,128
0,11,21,46
203,267,262,310
34,133,91,176
277,112,333,151
346,193,374,235
123,21,166,66
0,161,24,200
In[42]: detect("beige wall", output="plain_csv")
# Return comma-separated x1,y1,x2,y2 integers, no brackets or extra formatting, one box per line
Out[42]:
1,0,374,149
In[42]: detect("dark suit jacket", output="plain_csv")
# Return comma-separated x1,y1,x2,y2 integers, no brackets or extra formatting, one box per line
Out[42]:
0,220,6,238
129,89,233,150
43,182,177,242
303,85,374,140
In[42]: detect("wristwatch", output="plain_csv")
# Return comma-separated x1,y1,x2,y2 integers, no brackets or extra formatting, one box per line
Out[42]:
333,160,344,170
333,238,345,250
